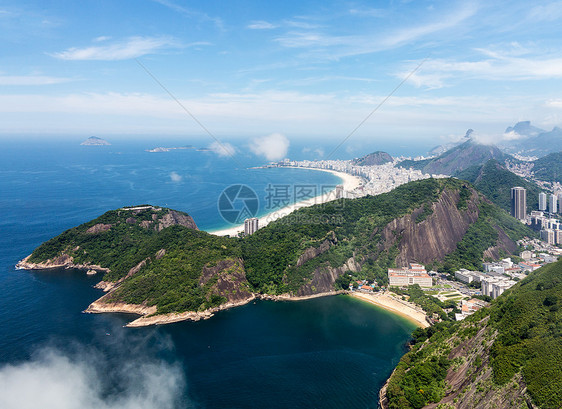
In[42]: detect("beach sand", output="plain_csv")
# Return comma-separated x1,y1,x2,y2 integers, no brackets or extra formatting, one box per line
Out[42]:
210,168,362,237
351,291,430,328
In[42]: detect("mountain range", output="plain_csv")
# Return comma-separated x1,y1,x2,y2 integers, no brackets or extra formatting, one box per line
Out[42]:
501,121,562,156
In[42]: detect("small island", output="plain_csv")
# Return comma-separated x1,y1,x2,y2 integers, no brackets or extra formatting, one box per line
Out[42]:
81,136,111,146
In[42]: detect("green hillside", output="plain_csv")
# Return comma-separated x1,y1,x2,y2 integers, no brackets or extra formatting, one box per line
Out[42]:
457,159,544,213
382,259,562,409
532,152,562,184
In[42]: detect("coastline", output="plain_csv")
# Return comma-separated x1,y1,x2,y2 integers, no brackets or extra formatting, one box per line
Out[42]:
350,291,430,328
210,168,362,237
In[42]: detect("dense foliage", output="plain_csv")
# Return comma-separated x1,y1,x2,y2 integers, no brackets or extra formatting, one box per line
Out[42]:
385,259,562,409
457,159,544,212
532,151,562,184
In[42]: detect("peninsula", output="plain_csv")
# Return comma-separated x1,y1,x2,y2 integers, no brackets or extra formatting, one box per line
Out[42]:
18,178,531,328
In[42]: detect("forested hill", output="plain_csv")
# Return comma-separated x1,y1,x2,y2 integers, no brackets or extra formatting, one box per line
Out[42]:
19,178,533,324
398,140,511,176
532,152,562,184
457,159,544,213
381,258,562,409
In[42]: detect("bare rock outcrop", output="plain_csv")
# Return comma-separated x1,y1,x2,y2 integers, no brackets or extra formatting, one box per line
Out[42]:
157,210,198,231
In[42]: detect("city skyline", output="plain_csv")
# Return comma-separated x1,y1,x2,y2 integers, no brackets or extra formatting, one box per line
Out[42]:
1,0,562,148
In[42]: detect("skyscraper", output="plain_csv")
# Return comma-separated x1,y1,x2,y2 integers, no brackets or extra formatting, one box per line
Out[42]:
549,194,558,214
511,187,526,221
539,192,547,211
244,217,259,235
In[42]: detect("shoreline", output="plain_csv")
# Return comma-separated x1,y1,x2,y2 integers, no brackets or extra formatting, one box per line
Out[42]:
210,167,362,237
350,291,430,328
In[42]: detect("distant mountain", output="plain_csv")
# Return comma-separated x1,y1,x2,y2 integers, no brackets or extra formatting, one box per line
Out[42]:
427,129,473,157
399,138,510,176
457,159,544,212
532,152,562,184
501,121,562,156
352,151,393,166
81,136,110,146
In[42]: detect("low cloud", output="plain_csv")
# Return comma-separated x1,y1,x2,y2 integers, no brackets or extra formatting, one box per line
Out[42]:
247,20,277,29
169,171,182,182
250,133,289,161
0,347,185,409
51,36,178,61
208,141,236,157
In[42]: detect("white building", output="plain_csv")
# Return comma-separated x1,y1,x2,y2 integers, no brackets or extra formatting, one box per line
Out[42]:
549,194,558,214
539,192,547,211
481,277,517,299
388,264,433,288
244,217,259,235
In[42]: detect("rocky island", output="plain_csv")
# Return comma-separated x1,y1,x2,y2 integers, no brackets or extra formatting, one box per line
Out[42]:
80,136,111,145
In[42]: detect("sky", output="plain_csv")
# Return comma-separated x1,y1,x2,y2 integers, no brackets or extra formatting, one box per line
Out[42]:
2,0,562,152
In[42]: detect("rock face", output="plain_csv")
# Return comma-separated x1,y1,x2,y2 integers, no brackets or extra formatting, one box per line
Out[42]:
199,258,254,304
379,188,480,266
16,254,110,273
297,257,360,296
158,210,198,231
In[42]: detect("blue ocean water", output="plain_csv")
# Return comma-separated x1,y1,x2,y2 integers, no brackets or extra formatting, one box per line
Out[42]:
0,139,415,409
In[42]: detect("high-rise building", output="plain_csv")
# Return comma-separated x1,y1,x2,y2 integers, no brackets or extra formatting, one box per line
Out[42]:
244,217,259,235
539,192,547,211
549,194,558,214
510,187,526,220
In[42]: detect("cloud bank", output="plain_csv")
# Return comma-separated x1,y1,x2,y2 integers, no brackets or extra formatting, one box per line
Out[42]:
0,347,186,409
250,133,289,161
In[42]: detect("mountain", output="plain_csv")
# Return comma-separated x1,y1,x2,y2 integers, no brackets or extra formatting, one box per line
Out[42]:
427,129,473,157
501,121,562,156
457,159,544,213
18,178,533,326
352,151,393,166
380,258,562,409
81,136,111,145
399,139,511,176
531,152,562,184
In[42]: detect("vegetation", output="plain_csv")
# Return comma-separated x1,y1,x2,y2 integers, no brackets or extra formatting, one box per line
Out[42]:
532,152,562,184
385,259,562,409
457,159,544,212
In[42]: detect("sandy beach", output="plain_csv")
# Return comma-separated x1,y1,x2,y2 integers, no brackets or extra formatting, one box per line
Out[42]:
351,291,430,328
210,168,362,237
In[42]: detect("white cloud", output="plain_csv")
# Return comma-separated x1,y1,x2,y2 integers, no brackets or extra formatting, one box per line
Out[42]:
250,133,289,161
0,348,184,409
247,20,277,29
51,36,178,61
0,75,73,85
208,141,236,157
169,171,182,182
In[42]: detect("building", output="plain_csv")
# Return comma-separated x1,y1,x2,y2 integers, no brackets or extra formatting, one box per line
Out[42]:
510,187,526,221
540,229,556,245
388,264,433,288
455,269,485,283
539,192,547,211
549,194,558,214
481,276,516,299
244,217,259,235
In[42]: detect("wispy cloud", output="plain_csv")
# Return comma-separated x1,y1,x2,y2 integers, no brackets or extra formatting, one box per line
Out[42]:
51,36,179,61
249,133,289,161
208,141,236,157
247,20,277,29
0,75,73,86
169,171,182,182
151,0,224,29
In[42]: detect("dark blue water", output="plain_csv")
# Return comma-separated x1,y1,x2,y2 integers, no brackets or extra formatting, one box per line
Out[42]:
0,139,415,408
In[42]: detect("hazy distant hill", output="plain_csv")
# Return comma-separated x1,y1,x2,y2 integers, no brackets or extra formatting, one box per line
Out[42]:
352,151,393,166
81,136,111,146
457,159,544,212
399,139,510,176
532,152,562,184
501,121,562,156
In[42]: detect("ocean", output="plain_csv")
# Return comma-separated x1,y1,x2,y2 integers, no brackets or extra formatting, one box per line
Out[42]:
0,138,416,408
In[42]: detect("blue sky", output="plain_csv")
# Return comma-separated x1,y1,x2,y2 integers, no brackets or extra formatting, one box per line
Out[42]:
2,0,562,151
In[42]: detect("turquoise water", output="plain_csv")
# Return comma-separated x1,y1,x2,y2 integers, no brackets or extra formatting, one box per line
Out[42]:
0,139,416,408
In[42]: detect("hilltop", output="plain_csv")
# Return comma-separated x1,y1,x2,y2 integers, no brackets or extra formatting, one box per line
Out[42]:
380,258,562,409
501,121,562,157
398,139,510,176
531,152,562,184
18,178,533,327
352,151,393,166
457,159,544,213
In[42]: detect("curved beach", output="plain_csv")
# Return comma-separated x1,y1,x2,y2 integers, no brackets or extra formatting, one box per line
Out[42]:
210,168,362,237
